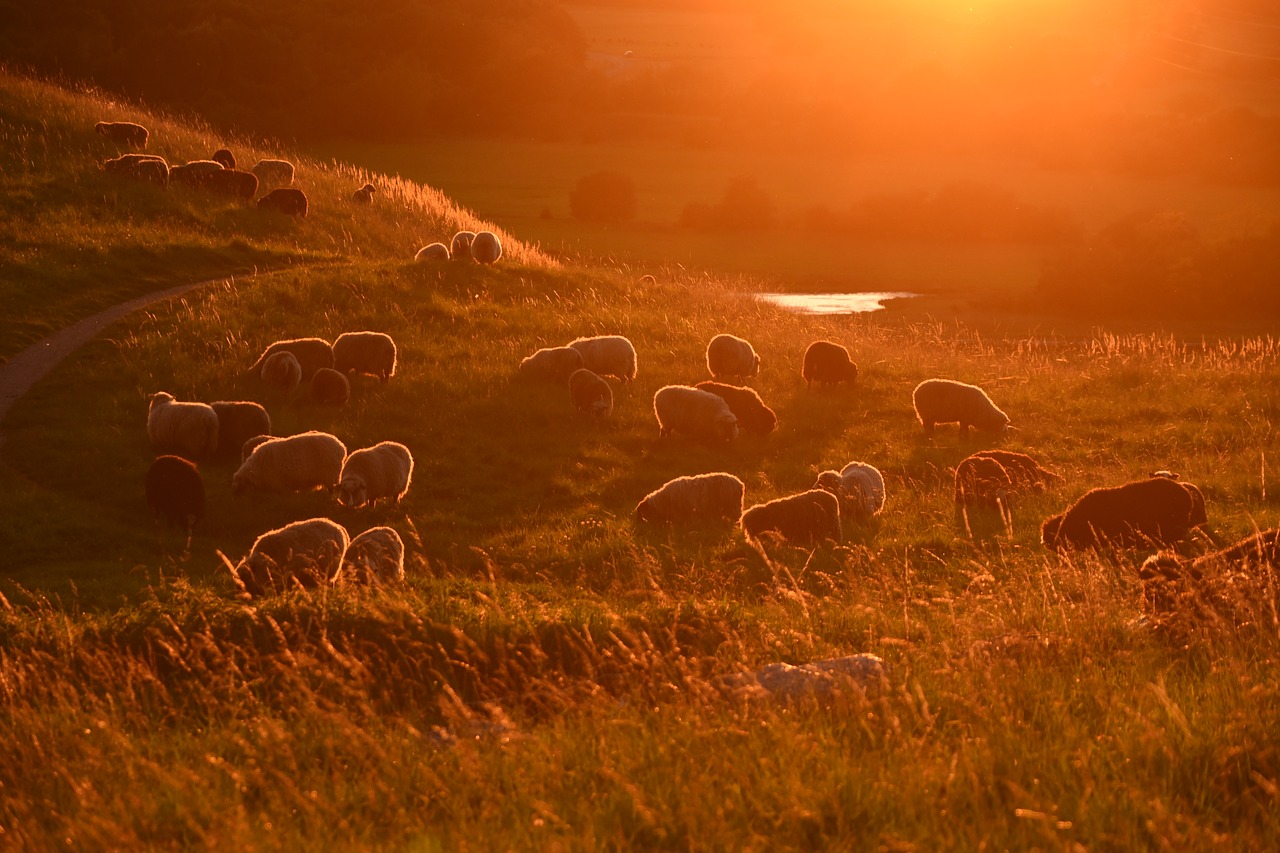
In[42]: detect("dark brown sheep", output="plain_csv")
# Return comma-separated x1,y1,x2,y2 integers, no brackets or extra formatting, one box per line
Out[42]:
257,187,309,218
352,183,376,203
211,401,271,458
801,341,858,388
241,434,274,464
955,450,1059,508
145,455,205,533
249,338,335,381
102,153,165,175
311,368,351,407
211,148,236,169
694,381,777,435
741,489,842,546
205,169,259,201
1041,476,1205,552
95,120,149,148
569,368,612,416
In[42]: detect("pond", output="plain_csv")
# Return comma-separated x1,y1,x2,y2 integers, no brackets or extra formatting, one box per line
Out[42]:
755,292,919,315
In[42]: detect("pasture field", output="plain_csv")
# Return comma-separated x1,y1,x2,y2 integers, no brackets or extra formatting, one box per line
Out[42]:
2,72,1280,849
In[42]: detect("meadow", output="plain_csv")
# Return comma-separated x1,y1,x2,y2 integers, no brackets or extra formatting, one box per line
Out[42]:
2,71,1280,849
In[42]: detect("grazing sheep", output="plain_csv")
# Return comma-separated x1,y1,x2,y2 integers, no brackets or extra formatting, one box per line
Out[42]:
741,489,842,546
952,454,1013,511
351,183,376,204
569,368,613,417
145,455,205,532
169,160,226,188
970,450,1059,491
234,518,350,597
653,385,738,443
95,120,149,149
1140,529,1280,636
1149,471,1208,526
694,381,777,436
133,158,170,188
801,341,858,387
250,158,296,189
450,231,476,259
337,441,414,508
147,392,218,459
415,242,450,261
205,169,259,200
337,526,406,584
470,231,502,264
913,378,1011,437
232,431,347,495
568,335,637,383
814,461,885,520
211,401,271,458
311,368,351,407
518,346,584,383
706,333,760,380
249,338,335,381
241,434,274,464
1041,476,1205,552
635,472,745,527
257,187,308,218
260,350,302,392
333,331,397,380
210,148,236,169
102,153,167,184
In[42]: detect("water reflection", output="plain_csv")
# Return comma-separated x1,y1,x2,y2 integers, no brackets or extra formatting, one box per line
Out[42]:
755,291,918,315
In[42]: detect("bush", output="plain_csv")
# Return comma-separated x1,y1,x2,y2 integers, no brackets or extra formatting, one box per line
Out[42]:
569,171,637,223
680,176,776,231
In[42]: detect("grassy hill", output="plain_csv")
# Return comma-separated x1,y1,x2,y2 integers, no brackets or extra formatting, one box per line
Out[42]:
2,71,1280,849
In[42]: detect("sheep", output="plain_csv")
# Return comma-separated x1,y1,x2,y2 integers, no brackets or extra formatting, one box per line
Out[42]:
232,431,347,495
969,450,1060,492
250,158,296,189
814,461,885,521
470,231,502,264
337,526,406,584
653,385,738,443
706,333,760,380
205,169,259,201
450,231,476,259
337,441,414,508
634,473,745,527
741,489,842,546
95,120,149,149
147,392,219,459
913,378,1011,437
952,454,1013,511
333,331,397,380
241,434,274,464
249,338,335,381
102,153,167,178
1040,476,1205,552
568,335,637,383
351,183,376,204
415,242,450,261
169,160,226,188
211,401,271,458
257,187,308,218
233,517,350,597
211,148,236,169
693,381,777,436
260,350,302,392
518,346,584,383
133,158,169,188
311,368,351,407
569,368,613,417
801,341,858,388
1148,471,1208,526
145,455,205,532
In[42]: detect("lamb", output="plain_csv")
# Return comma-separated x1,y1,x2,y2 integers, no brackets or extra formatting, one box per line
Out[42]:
257,187,308,218
518,346,584,383
1139,529,1280,636
450,231,476,259
232,431,347,495
814,461,885,521
310,368,351,407
653,385,738,443
260,350,302,392
145,455,205,533
337,526,406,584
95,120,149,149
241,434,274,463
211,401,271,458
210,148,236,169
147,392,219,459
249,338,335,381
568,335,637,383
706,333,760,380
694,381,777,436
569,368,613,417
169,160,226,188
351,183,376,204
913,378,1011,437
470,231,502,264
250,159,296,189
634,473,745,527
337,441,414,508
415,243,450,261
741,489,842,546
801,341,858,387
233,517,350,597
1040,476,1206,552
205,169,259,201
333,331,397,379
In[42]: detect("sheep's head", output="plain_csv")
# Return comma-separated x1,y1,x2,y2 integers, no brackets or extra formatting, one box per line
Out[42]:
716,415,739,442
337,477,368,508
1040,514,1065,550
748,404,777,435
634,498,656,524
94,122,108,135
814,471,844,495
149,391,175,411
231,470,251,496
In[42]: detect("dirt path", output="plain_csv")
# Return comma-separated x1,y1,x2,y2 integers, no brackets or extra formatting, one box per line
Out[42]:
0,278,230,446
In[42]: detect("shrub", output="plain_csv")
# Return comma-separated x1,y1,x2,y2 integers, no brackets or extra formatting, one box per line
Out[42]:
569,170,637,223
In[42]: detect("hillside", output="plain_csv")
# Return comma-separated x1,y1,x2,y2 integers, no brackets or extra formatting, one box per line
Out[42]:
2,73,1280,849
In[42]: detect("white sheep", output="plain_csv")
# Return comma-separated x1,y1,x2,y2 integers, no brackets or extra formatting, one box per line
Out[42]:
470,231,502,264
635,472,745,527
234,517,350,596
147,392,219,459
250,158,295,189
568,335,637,383
260,350,302,392
337,441,414,508
706,333,760,380
569,368,613,417
232,431,347,495
653,385,738,443
333,331,397,379
814,461,885,521
450,231,476,259
415,242,450,262
518,346,585,383
337,526,406,584
912,379,1012,437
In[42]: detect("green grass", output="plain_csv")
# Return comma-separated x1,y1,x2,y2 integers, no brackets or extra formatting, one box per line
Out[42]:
2,70,1280,849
